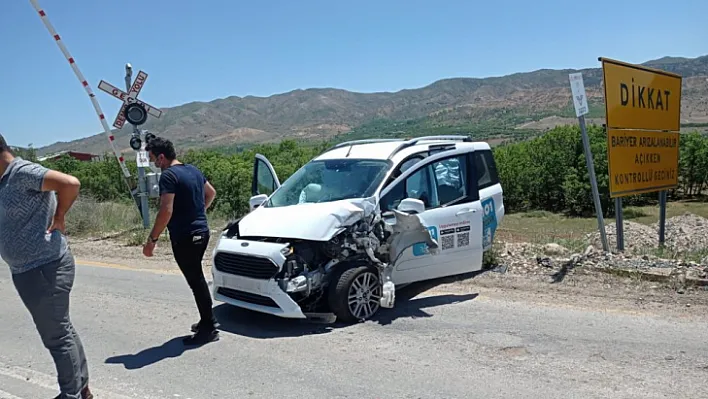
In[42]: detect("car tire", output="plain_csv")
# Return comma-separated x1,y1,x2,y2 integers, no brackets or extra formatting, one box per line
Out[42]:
329,265,382,323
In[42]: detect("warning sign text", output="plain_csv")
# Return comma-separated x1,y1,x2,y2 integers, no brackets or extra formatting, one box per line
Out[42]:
607,128,679,197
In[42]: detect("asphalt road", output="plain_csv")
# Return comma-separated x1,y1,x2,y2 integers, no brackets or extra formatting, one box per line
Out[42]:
2,262,708,399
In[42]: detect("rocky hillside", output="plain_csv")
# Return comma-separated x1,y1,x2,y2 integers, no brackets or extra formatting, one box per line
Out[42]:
38,55,708,156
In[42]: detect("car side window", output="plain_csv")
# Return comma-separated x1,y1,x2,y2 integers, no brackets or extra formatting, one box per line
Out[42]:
380,166,432,211
399,156,423,174
474,150,500,191
256,159,277,195
405,166,434,208
379,182,405,212
380,154,470,211
432,155,467,205
380,154,425,193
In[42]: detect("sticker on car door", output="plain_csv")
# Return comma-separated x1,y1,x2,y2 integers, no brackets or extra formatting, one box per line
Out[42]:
413,226,438,256
439,227,455,250
482,197,497,251
437,221,471,251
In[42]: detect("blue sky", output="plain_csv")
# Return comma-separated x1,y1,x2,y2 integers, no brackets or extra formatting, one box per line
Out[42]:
1,0,705,148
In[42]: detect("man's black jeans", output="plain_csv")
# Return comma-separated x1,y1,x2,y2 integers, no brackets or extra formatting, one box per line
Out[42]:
171,231,216,330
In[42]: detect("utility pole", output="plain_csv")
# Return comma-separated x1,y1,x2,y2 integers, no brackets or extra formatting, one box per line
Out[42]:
124,64,150,228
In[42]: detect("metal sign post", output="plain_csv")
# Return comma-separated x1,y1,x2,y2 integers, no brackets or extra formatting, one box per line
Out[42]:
98,64,163,229
125,65,150,229
569,72,609,252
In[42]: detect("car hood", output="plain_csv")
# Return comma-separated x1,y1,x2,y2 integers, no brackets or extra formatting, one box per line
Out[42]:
236,197,378,241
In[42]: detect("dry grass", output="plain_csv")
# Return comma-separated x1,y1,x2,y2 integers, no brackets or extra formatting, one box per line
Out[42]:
622,201,708,224
497,201,708,248
66,199,143,237
497,210,597,246
67,197,708,252
66,198,231,243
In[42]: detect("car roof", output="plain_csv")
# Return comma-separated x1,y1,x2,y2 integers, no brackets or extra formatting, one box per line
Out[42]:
315,141,405,161
314,137,492,162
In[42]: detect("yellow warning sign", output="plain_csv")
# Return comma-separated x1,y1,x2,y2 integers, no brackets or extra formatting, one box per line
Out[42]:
601,58,682,132
601,57,682,198
607,128,680,197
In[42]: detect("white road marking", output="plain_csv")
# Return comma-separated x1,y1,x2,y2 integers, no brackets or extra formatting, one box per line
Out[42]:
0,362,168,399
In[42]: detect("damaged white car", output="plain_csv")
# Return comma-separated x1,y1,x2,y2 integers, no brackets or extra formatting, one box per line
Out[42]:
211,135,504,323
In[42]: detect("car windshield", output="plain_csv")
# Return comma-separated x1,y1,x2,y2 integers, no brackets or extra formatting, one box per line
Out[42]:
265,159,392,208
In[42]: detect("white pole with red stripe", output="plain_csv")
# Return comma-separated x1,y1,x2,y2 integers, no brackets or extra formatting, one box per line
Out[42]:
27,0,133,184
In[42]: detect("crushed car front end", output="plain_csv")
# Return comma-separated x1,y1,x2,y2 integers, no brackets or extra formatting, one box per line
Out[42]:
210,197,392,320
210,194,439,322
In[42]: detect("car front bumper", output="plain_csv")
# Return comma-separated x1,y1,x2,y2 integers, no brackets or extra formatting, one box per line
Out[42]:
210,237,307,319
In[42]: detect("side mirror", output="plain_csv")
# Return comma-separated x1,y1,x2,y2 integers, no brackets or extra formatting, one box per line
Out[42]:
397,198,425,214
249,194,268,211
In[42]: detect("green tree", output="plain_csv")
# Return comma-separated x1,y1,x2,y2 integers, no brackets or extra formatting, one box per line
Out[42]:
34,127,708,219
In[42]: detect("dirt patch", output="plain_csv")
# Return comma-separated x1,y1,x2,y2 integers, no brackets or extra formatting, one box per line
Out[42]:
69,229,222,275
588,213,708,259
499,346,530,357
419,259,708,322
588,221,658,253
659,213,708,255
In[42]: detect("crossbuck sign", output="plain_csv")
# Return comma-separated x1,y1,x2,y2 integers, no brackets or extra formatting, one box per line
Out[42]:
98,70,162,129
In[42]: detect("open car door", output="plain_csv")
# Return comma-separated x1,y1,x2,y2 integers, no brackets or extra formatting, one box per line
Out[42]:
378,147,485,286
250,154,281,211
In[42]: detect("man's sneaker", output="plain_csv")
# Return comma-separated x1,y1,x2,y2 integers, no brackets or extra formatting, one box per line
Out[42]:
191,320,219,333
183,328,219,346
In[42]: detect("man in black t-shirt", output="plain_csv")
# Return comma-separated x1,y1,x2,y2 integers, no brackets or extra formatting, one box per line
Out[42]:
143,137,219,346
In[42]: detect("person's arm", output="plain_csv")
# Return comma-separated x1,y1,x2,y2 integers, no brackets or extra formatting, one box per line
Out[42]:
18,163,81,234
204,181,216,210
148,192,174,240
42,170,81,222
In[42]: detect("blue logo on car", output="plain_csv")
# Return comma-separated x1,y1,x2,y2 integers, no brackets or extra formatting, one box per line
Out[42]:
481,197,497,251
413,225,438,256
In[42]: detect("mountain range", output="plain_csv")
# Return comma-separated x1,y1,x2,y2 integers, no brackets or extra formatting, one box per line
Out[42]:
37,54,708,156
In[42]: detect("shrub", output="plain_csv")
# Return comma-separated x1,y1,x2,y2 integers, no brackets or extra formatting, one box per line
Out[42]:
39,128,708,219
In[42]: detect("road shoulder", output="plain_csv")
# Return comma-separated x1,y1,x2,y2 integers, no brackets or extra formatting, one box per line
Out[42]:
68,235,708,323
